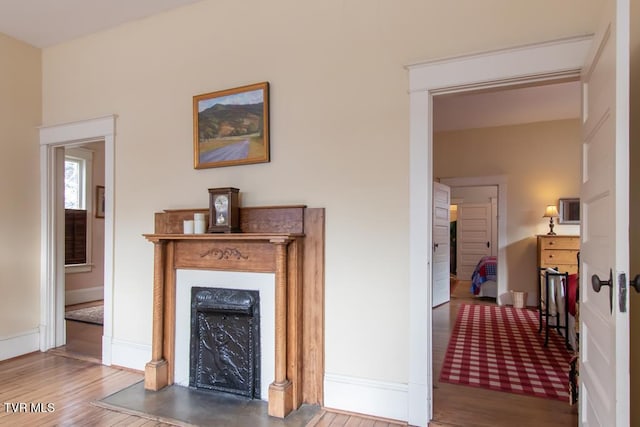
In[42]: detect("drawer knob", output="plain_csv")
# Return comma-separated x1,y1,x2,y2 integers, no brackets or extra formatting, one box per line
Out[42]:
549,241,554,245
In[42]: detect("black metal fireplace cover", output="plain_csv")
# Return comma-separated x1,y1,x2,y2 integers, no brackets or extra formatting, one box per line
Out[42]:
189,287,260,399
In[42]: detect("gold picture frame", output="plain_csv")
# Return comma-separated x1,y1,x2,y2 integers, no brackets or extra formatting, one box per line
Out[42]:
193,82,270,169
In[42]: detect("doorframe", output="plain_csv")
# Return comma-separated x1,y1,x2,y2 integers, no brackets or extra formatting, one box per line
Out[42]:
39,115,116,365
406,36,592,426
441,178,506,303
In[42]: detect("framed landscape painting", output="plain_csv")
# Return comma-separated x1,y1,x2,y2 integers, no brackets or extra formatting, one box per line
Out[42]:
193,82,270,169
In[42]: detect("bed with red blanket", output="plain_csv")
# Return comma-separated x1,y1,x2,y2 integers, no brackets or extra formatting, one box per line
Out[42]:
471,256,497,297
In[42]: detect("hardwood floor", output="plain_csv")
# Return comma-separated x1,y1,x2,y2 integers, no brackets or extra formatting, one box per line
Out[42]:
1,287,576,426
0,352,405,426
0,351,171,426
431,280,578,427
308,410,405,426
59,300,104,361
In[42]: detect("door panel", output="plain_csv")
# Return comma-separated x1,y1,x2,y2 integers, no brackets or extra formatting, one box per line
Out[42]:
456,203,492,280
579,0,629,424
432,182,450,307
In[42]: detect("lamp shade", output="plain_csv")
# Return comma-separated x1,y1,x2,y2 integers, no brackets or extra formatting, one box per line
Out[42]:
543,205,559,218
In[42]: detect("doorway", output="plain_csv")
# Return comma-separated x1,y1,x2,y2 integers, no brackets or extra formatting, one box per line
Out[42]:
406,36,592,426
39,116,116,365
61,141,105,360
431,84,584,423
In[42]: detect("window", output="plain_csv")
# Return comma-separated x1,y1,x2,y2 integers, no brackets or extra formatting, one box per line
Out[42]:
65,148,93,271
65,156,86,209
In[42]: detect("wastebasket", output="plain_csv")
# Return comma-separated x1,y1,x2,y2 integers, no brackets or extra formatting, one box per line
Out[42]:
510,290,528,309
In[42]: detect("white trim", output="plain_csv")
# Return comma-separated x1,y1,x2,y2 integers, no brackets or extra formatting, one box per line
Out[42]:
0,328,40,362
65,264,93,274
407,36,592,426
407,35,593,93
440,176,508,305
39,115,116,366
65,286,104,306
110,338,151,371
323,374,408,422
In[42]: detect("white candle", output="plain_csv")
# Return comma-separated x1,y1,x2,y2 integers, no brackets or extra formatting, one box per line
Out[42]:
194,219,206,234
183,220,194,234
194,213,206,234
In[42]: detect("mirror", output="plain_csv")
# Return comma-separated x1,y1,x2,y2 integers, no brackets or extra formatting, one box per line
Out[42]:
558,198,580,224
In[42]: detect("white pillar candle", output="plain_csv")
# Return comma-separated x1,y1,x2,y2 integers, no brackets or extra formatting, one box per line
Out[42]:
194,213,206,234
194,219,206,234
183,220,194,234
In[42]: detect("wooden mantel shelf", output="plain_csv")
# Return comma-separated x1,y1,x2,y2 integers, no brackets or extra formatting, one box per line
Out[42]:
144,232,303,243
143,206,322,419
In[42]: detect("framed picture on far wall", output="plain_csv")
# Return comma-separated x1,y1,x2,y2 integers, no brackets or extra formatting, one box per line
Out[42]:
96,185,105,218
193,82,270,169
558,197,580,224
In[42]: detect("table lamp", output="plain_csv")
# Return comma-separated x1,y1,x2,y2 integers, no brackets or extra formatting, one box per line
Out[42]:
543,205,559,235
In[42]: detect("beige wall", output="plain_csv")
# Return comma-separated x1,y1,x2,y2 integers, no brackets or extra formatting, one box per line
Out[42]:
434,119,581,304
39,0,602,388
0,34,41,338
630,0,640,423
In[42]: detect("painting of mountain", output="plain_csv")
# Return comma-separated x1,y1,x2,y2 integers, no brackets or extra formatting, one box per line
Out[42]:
198,103,264,141
193,82,270,169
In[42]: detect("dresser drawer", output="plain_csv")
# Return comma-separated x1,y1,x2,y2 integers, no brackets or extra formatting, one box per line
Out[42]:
540,249,578,265
540,236,580,250
540,261,579,274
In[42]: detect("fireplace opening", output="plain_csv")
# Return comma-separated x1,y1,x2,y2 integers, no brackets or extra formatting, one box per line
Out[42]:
189,287,260,399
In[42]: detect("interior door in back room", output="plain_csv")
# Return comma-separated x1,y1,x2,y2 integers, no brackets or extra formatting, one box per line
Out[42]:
456,203,492,281
432,182,451,307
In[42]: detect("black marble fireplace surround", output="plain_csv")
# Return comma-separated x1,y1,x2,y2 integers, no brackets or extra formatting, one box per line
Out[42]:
189,287,260,399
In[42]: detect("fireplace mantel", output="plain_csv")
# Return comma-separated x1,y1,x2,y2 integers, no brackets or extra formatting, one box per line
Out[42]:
142,206,324,418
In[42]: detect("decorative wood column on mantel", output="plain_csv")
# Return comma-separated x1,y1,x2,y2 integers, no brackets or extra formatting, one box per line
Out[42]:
143,232,302,418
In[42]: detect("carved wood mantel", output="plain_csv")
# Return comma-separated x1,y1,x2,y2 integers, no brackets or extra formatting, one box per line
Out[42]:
142,206,324,418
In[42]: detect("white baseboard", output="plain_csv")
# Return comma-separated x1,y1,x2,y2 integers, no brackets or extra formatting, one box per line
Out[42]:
0,328,40,362
65,286,103,306
324,373,408,422
110,338,151,371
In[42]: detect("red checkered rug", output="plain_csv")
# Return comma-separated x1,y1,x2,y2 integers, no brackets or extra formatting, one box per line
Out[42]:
439,304,572,401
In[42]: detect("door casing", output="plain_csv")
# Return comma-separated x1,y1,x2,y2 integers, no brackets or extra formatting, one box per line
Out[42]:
407,36,593,426
40,115,116,365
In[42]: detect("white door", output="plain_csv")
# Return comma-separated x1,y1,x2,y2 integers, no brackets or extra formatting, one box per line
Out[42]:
580,0,629,424
456,203,492,280
432,182,450,307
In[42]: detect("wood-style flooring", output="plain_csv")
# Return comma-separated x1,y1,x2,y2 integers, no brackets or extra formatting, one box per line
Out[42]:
0,352,405,426
3,287,577,426
55,300,104,362
431,280,578,427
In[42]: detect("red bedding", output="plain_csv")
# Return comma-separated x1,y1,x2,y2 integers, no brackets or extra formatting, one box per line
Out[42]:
567,274,578,316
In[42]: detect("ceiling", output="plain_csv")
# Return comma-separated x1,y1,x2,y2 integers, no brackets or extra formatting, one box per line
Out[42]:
0,1,581,131
433,80,581,132
0,0,205,48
